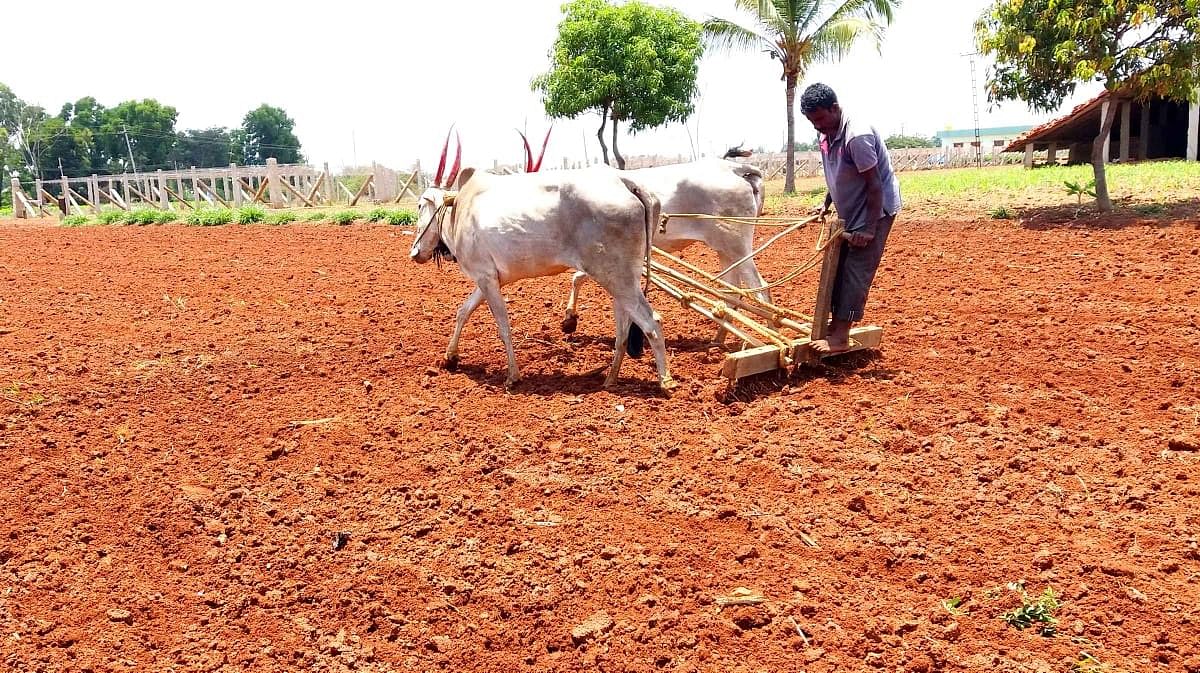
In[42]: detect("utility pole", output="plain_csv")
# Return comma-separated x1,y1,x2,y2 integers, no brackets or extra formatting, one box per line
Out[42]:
352,130,358,167
122,124,138,174
961,52,983,168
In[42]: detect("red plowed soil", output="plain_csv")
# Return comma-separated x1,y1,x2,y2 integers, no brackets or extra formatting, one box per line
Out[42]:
1,217,1198,673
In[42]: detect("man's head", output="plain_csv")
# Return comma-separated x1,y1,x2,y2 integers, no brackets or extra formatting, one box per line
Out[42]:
800,83,842,138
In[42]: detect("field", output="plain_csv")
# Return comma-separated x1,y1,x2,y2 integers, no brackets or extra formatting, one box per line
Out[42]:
2,163,1200,673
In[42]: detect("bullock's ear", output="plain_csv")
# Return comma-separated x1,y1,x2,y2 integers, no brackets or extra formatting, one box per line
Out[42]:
455,167,476,189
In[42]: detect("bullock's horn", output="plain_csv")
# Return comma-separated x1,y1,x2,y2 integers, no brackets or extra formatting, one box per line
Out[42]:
445,131,463,188
434,125,455,188
517,129,534,173
532,125,553,173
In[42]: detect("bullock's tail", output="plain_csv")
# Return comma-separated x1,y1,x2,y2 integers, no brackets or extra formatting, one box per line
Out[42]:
618,176,660,359
731,163,766,216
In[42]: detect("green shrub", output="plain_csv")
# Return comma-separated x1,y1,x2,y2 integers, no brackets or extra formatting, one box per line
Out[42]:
235,204,267,224
97,210,125,225
62,214,90,227
304,210,327,222
386,209,417,226
366,207,390,222
186,208,233,226
266,211,298,225
154,210,178,224
124,208,162,225
989,205,1013,220
330,210,357,225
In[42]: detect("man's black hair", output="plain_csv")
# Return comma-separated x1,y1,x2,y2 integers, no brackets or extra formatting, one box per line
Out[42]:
800,83,838,115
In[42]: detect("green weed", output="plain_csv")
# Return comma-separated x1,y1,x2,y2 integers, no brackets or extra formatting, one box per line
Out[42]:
989,205,1014,219
97,210,125,225
62,214,90,227
186,208,233,226
266,211,298,225
386,209,417,226
330,210,357,225
999,583,1059,636
235,204,267,224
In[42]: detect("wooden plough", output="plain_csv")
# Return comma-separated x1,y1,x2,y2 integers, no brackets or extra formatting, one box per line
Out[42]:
648,215,882,381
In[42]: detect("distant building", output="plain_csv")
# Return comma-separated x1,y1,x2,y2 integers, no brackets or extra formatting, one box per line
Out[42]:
1005,87,1200,168
935,125,1033,155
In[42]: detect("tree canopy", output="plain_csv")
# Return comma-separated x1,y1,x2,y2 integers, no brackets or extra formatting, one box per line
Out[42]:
885,134,937,149
704,0,901,193
533,0,704,168
238,104,304,165
976,0,1200,211
0,83,307,179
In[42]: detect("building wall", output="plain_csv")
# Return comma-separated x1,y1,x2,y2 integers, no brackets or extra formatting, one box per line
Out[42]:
939,133,1026,155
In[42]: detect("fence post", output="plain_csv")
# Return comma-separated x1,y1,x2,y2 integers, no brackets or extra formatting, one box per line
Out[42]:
322,162,332,205
90,175,101,213
11,178,25,218
157,169,169,209
60,174,71,216
231,164,243,207
34,179,43,209
266,158,282,208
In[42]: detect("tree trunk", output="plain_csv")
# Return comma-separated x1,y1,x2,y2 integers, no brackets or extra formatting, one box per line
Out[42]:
1092,100,1118,213
784,72,798,195
611,115,625,169
596,104,611,166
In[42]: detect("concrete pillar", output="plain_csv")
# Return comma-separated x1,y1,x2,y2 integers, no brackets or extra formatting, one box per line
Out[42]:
231,164,242,207
60,175,70,215
157,169,169,209
1188,97,1199,162
1101,101,1112,164
11,178,25,218
1139,102,1151,160
266,158,282,208
1023,143,1034,169
1046,143,1057,166
1119,100,1132,162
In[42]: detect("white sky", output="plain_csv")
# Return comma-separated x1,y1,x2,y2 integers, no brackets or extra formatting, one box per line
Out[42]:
5,0,1101,173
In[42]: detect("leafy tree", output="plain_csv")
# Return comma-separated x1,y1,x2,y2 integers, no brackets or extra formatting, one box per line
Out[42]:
100,99,179,171
977,0,1200,212
238,105,303,165
705,0,900,194
885,133,936,148
534,0,704,168
169,127,235,168
1,84,52,180
59,96,108,169
782,140,818,152
33,117,94,177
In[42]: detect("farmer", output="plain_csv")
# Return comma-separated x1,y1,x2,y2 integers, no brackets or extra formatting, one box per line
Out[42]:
801,82,901,354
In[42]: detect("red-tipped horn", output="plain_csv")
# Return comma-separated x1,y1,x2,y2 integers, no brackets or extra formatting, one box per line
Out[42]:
433,126,454,188
445,131,463,188
517,129,534,173
532,125,553,172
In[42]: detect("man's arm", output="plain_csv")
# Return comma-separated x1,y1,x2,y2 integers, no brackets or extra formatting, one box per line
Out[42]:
850,165,884,248
814,192,833,218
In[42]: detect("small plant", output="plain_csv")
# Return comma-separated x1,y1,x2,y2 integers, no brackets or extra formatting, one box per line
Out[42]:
154,210,177,224
97,210,125,225
186,208,233,226
999,583,1059,636
304,210,327,222
330,210,357,225
235,204,267,224
386,209,417,226
365,207,390,222
123,208,162,225
941,597,968,616
1132,202,1166,216
1063,179,1097,205
62,214,90,227
266,211,298,225
989,205,1013,220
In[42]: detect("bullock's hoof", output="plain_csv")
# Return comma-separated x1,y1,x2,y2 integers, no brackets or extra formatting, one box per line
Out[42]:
504,375,521,389
561,314,579,334
442,355,460,371
659,377,679,395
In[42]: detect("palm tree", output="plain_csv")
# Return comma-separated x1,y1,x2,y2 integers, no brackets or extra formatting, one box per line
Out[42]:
704,0,901,194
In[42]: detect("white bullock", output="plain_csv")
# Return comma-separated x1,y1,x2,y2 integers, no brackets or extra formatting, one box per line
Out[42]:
409,135,676,392
561,158,768,337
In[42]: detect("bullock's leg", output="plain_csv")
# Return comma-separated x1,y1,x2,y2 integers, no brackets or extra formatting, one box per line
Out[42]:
444,287,485,370
603,304,631,388
625,295,676,393
562,271,589,333
479,278,521,387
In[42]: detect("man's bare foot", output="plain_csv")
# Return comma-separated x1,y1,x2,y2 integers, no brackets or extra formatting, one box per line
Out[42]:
811,338,851,355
